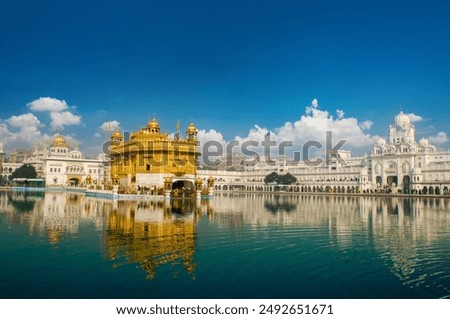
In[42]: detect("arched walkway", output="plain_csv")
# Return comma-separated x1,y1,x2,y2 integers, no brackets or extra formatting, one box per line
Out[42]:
429,186,434,195
68,177,80,186
435,186,440,195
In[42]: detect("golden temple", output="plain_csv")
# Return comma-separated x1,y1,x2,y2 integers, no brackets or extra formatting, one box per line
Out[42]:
109,117,200,195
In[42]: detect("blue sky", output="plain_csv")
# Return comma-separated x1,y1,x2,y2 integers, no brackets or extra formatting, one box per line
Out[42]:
1,0,450,156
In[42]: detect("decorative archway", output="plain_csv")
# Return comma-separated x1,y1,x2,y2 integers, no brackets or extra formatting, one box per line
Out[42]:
68,177,80,186
422,186,428,194
435,186,440,195
387,176,398,187
172,180,194,190
376,176,382,187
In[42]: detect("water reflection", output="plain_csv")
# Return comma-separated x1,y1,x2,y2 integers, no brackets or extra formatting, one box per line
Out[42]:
264,195,297,214
1,191,449,297
106,199,198,279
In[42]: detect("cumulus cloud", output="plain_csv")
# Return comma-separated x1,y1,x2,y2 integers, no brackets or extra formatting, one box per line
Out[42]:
0,123,14,142
94,132,102,138
50,111,81,130
407,113,423,123
100,120,121,132
198,129,227,147
7,113,41,128
427,132,448,145
0,113,43,147
274,99,378,149
0,98,84,151
199,99,379,161
359,120,373,130
27,97,69,112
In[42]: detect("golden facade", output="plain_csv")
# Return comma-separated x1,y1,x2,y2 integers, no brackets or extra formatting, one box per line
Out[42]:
109,117,200,192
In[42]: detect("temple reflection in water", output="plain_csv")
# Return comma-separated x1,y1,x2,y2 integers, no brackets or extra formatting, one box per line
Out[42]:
106,199,198,279
0,190,449,292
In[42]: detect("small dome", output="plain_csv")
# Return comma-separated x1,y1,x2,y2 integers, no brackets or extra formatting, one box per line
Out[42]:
376,138,387,147
51,134,68,147
395,111,411,128
111,129,123,139
186,122,197,134
147,117,160,130
419,138,429,147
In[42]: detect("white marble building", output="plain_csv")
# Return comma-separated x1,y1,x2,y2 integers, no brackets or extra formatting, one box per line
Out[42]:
44,135,107,187
198,111,450,195
0,135,107,187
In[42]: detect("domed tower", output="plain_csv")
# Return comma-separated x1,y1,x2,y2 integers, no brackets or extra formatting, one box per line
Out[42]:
419,137,429,147
147,116,161,134
50,134,69,156
186,122,197,141
390,111,415,146
395,111,411,129
111,129,123,146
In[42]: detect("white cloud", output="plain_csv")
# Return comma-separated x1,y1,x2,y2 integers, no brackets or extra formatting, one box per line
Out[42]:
50,111,81,130
94,132,102,138
198,129,227,147
198,99,379,159
1,113,43,147
359,120,373,130
0,123,13,142
0,98,84,151
428,132,448,145
100,120,121,132
6,113,41,128
407,113,423,123
27,97,69,112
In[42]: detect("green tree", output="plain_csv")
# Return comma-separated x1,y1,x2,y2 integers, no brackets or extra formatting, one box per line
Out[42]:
9,164,37,180
264,172,279,184
264,172,297,185
279,172,297,185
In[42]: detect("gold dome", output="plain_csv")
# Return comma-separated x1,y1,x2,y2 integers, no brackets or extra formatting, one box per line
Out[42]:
51,134,68,147
111,129,123,139
147,117,160,130
186,122,197,134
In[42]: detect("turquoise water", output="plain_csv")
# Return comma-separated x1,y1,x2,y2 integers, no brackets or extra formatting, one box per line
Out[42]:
1,190,450,298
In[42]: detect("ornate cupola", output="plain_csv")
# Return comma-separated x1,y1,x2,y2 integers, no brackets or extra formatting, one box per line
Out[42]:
390,111,415,145
186,122,197,141
111,129,123,145
147,116,161,134
50,134,69,156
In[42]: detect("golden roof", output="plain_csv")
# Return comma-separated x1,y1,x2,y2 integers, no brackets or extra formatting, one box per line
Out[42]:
186,122,197,134
111,129,123,139
147,117,160,130
51,134,68,147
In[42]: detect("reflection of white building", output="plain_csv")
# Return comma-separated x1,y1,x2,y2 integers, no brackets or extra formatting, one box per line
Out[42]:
198,111,450,195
